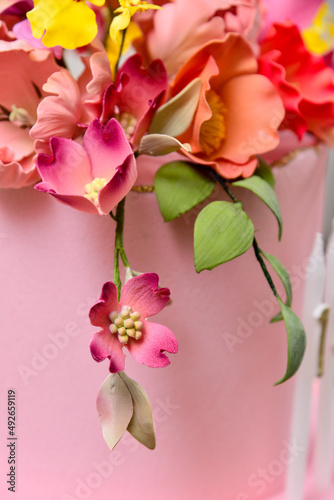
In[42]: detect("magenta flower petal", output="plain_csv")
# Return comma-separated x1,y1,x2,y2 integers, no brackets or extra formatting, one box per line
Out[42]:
83,118,133,180
89,282,118,329
98,154,137,214
127,322,178,368
34,186,100,214
36,137,91,194
90,330,125,373
120,273,170,319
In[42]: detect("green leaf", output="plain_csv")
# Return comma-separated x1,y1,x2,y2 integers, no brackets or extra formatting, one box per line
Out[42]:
194,201,254,272
119,372,156,450
154,161,215,222
261,251,292,307
270,311,283,323
232,176,282,240
255,157,275,187
275,300,307,385
149,78,202,137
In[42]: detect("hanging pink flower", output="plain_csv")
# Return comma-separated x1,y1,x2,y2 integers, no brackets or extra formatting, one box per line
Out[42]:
258,22,334,145
34,118,137,215
89,273,178,373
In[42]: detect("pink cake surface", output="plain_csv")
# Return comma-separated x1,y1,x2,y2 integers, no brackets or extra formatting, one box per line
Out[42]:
0,144,333,500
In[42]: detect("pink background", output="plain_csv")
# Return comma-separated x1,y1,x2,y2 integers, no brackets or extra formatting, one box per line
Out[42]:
0,145,333,499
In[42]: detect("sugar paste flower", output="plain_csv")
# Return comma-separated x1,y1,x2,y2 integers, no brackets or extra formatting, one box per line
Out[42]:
0,32,59,188
258,22,334,145
34,118,137,214
134,0,264,78
27,0,105,50
110,0,162,44
89,273,178,372
170,34,284,179
100,53,168,148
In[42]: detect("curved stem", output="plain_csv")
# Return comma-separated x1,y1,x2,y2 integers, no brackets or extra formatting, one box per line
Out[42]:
115,28,127,75
111,197,130,299
252,238,279,298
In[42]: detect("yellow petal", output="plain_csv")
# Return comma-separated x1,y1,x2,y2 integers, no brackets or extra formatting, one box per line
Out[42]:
89,0,105,5
43,2,98,49
110,9,131,44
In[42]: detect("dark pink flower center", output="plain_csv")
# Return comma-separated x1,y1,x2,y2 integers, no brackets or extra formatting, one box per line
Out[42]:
109,305,143,344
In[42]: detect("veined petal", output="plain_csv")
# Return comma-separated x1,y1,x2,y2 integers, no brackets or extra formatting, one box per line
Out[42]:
127,321,178,368
90,329,126,373
120,273,170,319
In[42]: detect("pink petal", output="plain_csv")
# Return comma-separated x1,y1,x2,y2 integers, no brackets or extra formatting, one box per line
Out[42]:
116,55,168,119
90,329,125,373
127,321,178,368
120,273,170,319
30,69,82,143
89,282,119,328
0,156,40,189
35,137,92,194
98,154,137,214
34,187,100,214
83,118,133,180
0,122,34,161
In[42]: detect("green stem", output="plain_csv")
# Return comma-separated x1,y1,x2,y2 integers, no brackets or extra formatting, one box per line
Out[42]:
213,170,280,301
115,28,127,75
252,238,279,298
212,171,239,203
111,197,130,299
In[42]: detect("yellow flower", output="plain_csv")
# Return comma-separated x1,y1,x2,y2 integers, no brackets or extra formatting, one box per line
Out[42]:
110,0,161,44
27,0,105,50
107,21,142,77
303,2,334,55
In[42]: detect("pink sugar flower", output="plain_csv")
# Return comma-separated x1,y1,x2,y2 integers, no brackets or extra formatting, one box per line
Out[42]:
100,53,168,148
89,273,178,373
0,28,59,188
34,118,137,215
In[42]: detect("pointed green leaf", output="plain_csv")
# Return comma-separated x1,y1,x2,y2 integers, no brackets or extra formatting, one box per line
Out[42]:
96,373,133,451
261,251,292,307
270,311,283,323
275,300,307,385
154,161,215,222
149,78,201,137
119,372,156,450
139,134,190,156
255,157,275,187
232,176,282,240
194,201,254,272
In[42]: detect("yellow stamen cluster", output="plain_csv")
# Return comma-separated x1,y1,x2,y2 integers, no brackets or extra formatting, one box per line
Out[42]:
116,112,138,140
199,90,227,157
84,177,107,206
109,305,143,344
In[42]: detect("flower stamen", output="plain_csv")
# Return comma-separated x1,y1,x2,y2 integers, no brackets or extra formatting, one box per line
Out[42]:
84,177,107,206
109,305,143,344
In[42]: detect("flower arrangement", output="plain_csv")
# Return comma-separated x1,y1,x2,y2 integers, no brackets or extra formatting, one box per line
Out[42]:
1,0,334,456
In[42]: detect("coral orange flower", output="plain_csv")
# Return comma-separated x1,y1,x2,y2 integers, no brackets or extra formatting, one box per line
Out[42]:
171,34,284,179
